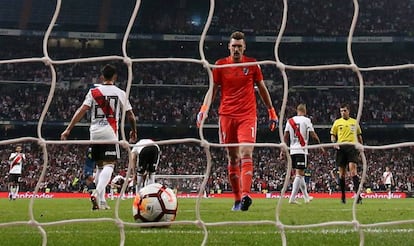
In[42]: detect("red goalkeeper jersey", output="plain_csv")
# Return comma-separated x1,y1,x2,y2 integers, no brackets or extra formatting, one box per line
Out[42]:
213,55,263,118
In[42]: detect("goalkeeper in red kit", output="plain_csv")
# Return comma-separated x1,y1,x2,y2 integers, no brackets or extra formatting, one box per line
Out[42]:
197,31,278,211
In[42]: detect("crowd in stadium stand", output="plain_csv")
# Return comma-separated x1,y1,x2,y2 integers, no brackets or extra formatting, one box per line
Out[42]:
0,42,413,126
1,0,414,36
0,143,413,195
1,1,414,196
1,77,413,126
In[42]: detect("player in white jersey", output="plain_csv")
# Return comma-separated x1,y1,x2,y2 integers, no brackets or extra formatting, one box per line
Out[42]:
383,166,394,199
61,64,137,210
131,139,160,192
8,145,26,200
110,173,126,201
280,104,324,204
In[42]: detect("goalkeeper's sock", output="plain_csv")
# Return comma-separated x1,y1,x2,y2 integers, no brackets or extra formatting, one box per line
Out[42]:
241,157,253,197
96,164,114,202
228,162,241,202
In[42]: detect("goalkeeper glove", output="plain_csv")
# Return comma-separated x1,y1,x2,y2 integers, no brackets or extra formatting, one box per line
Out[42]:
268,107,278,131
196,105,208,128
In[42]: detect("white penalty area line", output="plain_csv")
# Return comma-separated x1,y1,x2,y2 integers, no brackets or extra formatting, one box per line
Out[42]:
135,228,414,235
13,227,414,236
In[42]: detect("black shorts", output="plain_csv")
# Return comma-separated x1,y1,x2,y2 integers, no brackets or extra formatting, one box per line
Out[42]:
8,173,21,183
385,184,392,190
91,143,119,163
137,145,160,174
291,154,307,170
336,144,359,168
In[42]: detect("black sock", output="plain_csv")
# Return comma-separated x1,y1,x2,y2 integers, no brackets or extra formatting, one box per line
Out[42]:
339,178,346,196
353,175,360,193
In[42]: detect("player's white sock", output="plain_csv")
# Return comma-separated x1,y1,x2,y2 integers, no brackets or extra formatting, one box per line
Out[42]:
9,186,14,199
148,173,155,185
97,164,114,203
136,174,144,192
289,176,301,203
299,176,309,201
110,188,115,200
14,185,19,199
95,168,102,187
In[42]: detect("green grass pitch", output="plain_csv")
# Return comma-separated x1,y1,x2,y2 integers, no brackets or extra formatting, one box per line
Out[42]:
1,197,414,246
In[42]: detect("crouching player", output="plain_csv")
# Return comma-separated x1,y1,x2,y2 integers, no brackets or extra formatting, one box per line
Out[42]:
131,139,160,192
110,172,126,200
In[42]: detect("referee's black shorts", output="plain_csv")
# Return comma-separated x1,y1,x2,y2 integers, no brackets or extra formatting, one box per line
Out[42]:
336,144,359,168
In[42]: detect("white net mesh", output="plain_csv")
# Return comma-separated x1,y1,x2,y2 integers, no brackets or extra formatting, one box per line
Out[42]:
1,0,414,245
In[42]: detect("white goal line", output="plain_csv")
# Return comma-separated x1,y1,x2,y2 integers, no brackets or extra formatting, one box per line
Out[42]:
155,175,205,179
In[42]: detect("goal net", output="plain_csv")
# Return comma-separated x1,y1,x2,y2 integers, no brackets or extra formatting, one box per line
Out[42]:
0,0,414,245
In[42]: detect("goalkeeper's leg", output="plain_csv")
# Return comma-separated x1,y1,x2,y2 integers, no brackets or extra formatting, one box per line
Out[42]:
228,161,241,210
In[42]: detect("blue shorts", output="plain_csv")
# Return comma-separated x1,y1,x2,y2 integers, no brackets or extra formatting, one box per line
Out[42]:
84,148,95,178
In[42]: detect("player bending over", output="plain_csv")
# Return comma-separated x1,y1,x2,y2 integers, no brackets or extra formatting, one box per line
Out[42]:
110,172,126,200
131,139,160,192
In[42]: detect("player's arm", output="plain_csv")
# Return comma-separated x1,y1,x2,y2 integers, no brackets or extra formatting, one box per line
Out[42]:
256,80,278,131
310,131,325,153
330,121,338,142
60,104,90,140
197,83,219,127
130,151,138,175
330,123,340,149
9,153,16,161
356,123,363,144
357,134,363,145
280,131,289,159
202,83,219,106
126,110,137,143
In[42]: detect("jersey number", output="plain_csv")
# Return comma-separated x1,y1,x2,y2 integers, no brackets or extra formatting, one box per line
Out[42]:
93,96,118,119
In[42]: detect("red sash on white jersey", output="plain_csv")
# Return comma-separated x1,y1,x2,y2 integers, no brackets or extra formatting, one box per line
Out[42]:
288,118,306,147
91,88,117,134
10,154,22,169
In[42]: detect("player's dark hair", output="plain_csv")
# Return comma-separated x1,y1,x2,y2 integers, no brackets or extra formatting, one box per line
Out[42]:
230,31,245,41
340,103,350,110
101,64,117,80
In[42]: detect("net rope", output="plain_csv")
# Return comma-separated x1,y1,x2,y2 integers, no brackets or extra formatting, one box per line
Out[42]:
1,0,414,245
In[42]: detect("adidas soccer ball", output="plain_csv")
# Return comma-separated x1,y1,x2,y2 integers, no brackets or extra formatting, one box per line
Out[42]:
132,183,177,223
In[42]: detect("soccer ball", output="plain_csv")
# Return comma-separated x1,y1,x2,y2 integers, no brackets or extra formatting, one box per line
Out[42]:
132,183,177,223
